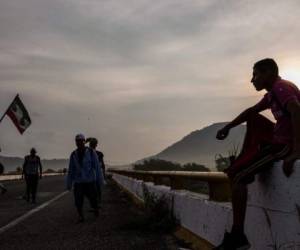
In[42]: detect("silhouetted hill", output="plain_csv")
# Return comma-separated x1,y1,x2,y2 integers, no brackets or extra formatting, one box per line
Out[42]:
0,156,68,173
145,122,246,170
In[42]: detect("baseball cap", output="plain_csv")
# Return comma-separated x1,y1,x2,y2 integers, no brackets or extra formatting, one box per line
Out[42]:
75,133,85,140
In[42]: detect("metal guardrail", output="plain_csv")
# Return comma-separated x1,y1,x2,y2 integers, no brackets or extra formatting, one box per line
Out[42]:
108,169,231,202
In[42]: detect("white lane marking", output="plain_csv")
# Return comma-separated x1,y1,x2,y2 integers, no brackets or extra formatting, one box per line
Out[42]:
0,191,69,235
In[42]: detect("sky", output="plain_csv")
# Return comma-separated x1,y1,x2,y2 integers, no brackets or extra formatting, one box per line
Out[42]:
1,0,300,164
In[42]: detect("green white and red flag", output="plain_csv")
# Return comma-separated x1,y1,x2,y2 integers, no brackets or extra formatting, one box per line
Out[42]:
0,95,31,134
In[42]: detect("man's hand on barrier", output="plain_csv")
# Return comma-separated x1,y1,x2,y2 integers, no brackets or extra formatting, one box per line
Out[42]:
216,127,230,140
223,166,236,179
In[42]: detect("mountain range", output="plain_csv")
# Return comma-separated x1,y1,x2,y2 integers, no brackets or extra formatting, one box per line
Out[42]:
0,156,68,173
144,122,246,170
1,122,246,173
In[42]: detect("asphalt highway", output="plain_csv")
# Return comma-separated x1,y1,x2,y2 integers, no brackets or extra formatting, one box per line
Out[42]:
0,176,179,250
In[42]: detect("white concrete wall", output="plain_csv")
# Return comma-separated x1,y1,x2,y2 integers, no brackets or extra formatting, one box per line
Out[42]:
112,161,300,249
0,173,63,181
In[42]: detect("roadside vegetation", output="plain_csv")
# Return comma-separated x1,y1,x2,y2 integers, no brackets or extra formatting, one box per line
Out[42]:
133,158,210,172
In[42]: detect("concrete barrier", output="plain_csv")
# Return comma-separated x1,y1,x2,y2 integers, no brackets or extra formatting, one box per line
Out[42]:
0,173,64,181
112,161,300,249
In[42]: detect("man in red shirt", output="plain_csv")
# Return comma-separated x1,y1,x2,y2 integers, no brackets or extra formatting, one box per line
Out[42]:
214,58,300,250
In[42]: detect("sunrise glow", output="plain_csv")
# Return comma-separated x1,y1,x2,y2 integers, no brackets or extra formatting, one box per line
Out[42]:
281,67,300,88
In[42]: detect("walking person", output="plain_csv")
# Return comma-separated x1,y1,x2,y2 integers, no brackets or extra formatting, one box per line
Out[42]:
87,137,106,205
22,148,43,204
0,147,7,194
0,182,7,194
67,134,104,223
214,58,300,249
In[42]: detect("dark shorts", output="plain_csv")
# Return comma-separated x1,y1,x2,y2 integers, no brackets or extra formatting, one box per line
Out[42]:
232,143,290,184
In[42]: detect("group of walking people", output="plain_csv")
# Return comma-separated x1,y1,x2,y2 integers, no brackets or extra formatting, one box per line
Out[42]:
1,134,106,224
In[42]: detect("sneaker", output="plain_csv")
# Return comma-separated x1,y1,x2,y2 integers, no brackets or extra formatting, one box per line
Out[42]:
213,232,232,250
94,209,99,218
213,231,251,250
1,188,7,194
232,232,250,250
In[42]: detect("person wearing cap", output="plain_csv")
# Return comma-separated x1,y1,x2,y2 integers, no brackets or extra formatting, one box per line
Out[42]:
86,137,106,205
22,148,43,204
67,134,104,223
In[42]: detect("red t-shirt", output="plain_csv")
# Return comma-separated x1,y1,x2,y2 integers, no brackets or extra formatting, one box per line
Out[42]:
255,77,300,145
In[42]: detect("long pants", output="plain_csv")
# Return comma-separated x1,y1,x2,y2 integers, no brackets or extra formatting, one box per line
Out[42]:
0,182,6,192
231,114,290,184
25,174,39,202
229,114,291,234
73,182,98,216
95,181,102,205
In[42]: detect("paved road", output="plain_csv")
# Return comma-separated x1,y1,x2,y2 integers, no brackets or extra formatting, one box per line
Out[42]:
0,177,180,250
0,175,66,227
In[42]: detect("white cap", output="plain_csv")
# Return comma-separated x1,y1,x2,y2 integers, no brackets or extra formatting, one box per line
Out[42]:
75,133,85,140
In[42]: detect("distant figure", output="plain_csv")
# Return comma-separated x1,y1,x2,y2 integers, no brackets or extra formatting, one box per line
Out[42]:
86,137,106,205
0,148,7,194
62,168,67,175
214,58,300,249
0,182,7,194
67,134,104,223
22,148,43,204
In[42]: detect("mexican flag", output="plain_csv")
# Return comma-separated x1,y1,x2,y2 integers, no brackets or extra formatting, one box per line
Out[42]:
3,95,31,134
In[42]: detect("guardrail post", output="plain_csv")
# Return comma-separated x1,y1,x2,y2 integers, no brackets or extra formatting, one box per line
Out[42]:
208,182,231,201
153,176,165,185
143,175,154,183
170,176,184,190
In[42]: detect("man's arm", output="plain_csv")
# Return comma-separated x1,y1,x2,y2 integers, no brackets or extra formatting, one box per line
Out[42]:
283,99,300,176
216,105,265,140
101,158,106,178
66,153,74,190
93,151,104,186
22,157,27,179
38,156,43,178
99,153,106,178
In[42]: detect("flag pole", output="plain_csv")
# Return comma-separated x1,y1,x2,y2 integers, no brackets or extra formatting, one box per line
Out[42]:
0,94,18,123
